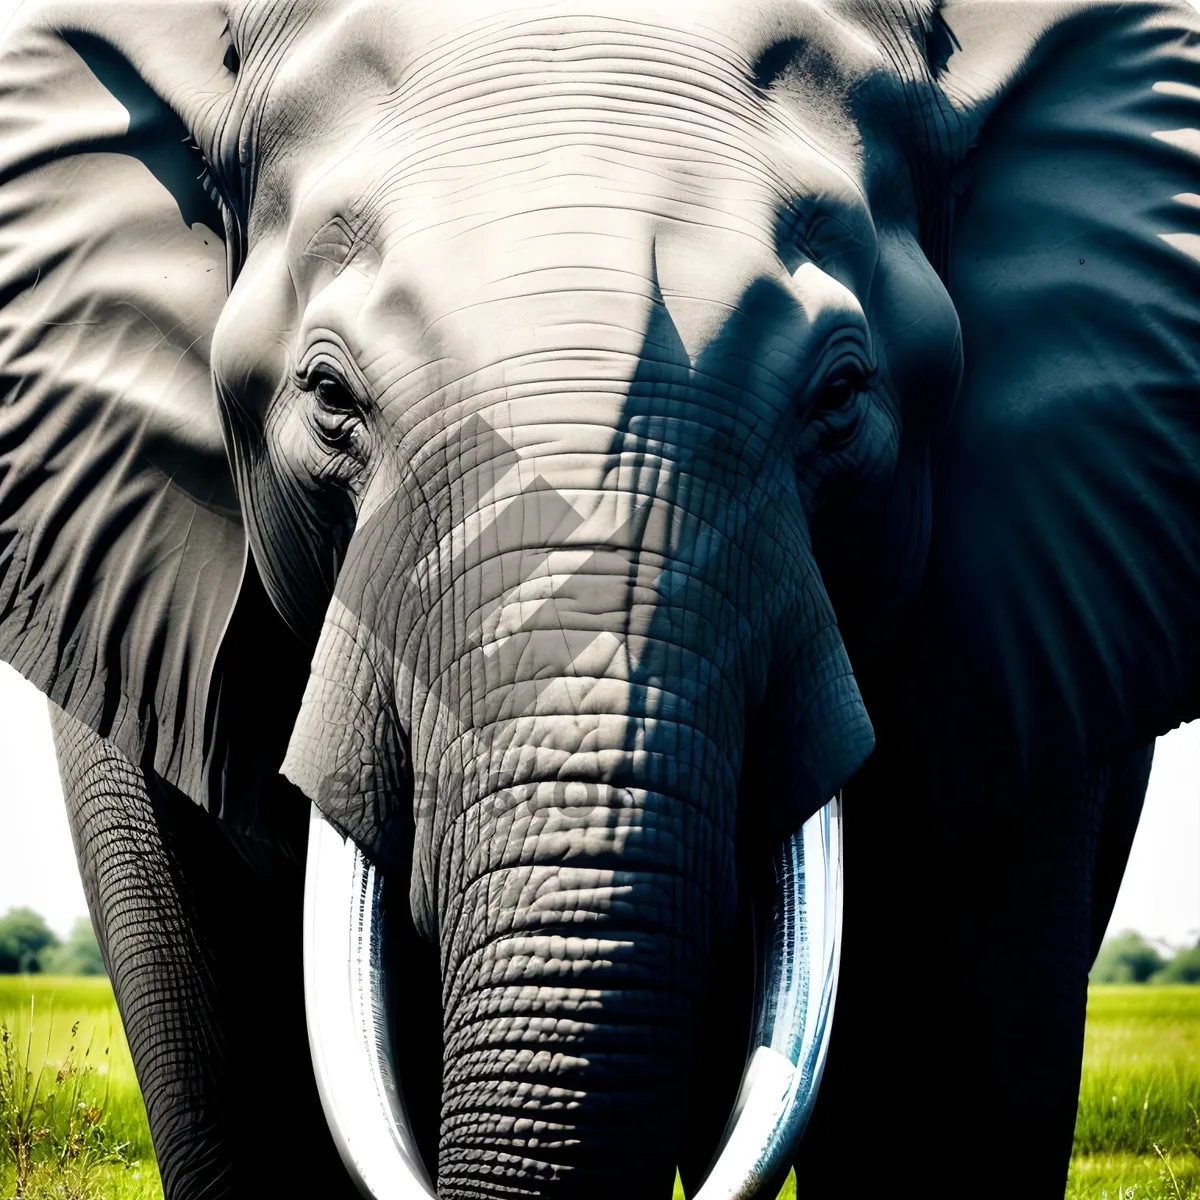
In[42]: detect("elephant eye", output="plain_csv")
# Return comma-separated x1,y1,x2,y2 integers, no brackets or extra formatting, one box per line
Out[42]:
813,368,868,415
810,365,872,447
304,367,368,464
312,371,359,415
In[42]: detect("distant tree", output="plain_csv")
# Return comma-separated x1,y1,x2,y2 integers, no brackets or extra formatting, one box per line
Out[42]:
0,907,59,973
1156,943,1200,984
40,917,105,977
1090,930,1167,983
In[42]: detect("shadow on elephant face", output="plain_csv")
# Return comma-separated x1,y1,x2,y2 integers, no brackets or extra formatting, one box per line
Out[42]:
4,1,1200,1198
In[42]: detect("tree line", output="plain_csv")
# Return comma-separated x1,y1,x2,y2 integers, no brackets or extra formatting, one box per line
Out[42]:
2,905,1195,984
0,907,104,975
1090,930,1200,984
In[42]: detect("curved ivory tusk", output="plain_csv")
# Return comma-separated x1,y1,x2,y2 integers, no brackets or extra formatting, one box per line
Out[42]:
692,795,843,1200
304,803,437,1200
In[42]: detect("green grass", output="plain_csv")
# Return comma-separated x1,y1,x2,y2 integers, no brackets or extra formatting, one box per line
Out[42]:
1,975,1197,1198
0,975,160,1199
1068,986,1200,1199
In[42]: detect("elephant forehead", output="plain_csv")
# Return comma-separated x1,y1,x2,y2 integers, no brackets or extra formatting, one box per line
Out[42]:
346,211,790,352
294,183,868,415
243,0,872,234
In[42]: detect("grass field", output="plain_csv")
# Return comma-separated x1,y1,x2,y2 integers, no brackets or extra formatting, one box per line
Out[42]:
0,975,158,1200
1068,986,1200,1199
1,977,1197,1199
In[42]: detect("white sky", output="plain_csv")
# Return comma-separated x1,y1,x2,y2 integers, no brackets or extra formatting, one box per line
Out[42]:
0,662,84,936
0,659,1197,945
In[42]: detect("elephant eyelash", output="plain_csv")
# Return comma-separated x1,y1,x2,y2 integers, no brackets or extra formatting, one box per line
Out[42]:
184,136,224,211
197,159,224,213
184,136,247,290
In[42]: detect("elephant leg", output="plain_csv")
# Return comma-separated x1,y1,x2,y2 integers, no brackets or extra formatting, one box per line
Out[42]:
944,766,1114,1195
794,744,1148,1199
1088,746,1153,962
50,708,357,1200
949,746,1150,1194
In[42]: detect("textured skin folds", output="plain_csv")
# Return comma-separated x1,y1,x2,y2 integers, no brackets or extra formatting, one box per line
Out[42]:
2,1,1200,1198
50,708,359,1200
217,21,906,1192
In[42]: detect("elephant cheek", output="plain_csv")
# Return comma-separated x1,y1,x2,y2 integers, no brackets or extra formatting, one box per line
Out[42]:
281,595,413,875
752,533,876,839
211,242,297,562
746,618,874,846
211,239,296,430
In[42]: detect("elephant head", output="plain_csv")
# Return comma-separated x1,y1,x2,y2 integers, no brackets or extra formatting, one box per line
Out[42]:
2,1,1200,1198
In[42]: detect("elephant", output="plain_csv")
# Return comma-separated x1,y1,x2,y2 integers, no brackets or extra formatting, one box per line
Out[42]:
2,0,1200,1197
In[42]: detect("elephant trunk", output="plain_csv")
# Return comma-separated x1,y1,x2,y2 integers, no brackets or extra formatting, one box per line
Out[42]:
417,514,745,1192
433,778,720,1200
285,392,871,1198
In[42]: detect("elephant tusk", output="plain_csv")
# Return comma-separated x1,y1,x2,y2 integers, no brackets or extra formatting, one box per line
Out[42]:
304,803,437,1200
691,795,843,1200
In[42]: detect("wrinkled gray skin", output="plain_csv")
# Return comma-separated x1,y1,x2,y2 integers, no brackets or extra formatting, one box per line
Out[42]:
218,4,924,1191
216,6,959,1193
4,0,1200,1197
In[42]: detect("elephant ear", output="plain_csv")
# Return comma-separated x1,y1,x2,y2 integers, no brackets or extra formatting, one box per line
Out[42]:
0,2,301,823
905,0,1200,776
